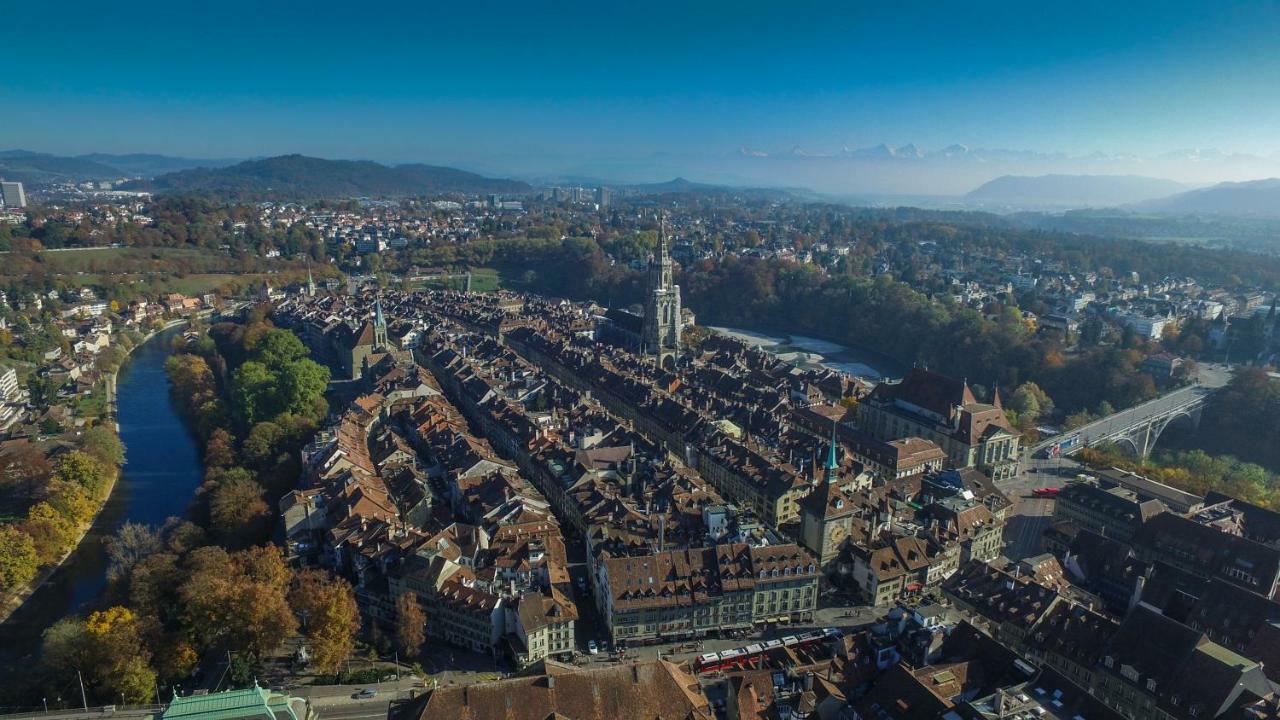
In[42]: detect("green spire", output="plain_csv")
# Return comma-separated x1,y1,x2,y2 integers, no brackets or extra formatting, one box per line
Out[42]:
825,418,839,481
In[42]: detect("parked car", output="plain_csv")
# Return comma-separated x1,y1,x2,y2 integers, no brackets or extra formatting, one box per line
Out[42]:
352,689,378,699
587,640,599,655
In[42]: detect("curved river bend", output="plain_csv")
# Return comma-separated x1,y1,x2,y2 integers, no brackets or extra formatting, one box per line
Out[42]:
0,325,203,663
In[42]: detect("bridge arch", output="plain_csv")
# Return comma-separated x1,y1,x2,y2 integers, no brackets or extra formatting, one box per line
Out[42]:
1110,435,1143,459
1144,408,1201,458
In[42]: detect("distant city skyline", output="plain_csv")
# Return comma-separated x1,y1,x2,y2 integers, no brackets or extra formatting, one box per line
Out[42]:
5,0,1280,190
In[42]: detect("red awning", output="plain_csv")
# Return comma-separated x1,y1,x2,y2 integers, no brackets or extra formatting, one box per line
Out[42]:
905,583,923,592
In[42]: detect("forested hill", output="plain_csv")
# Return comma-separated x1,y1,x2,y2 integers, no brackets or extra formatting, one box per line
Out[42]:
124,155,532,199
966,174,1188,208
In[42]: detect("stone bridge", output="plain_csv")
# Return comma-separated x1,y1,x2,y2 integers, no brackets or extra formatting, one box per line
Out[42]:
1031,383,1219,461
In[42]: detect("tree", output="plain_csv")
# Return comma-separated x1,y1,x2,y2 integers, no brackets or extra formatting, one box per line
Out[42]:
180,545,297,658
46,479,96,525
1009,382,1054,424
41,616,90,674
208,476,269,546
243,422,285,468
249,329,308,367
82,607,157,704
291,569,360,675
81,426,126,467
0,525,39,592
394,592,426,657
204,428,236,468
106,522,162,582
0,441,52,500
277,359,329,418
53,450,113,500
23,501,78,564
231,361,275,427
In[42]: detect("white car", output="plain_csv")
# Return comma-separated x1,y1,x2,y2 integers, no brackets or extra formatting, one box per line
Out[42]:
587,640,599,655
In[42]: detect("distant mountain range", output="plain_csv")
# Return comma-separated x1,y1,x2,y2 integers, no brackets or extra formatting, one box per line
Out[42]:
0,149,239,184
965,174,1191,209
1131,178,1280,217
610,143,1280,196
123,154,531,199
76,152,243,177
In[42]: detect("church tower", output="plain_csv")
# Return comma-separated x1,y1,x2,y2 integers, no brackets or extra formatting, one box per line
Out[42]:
373,296,389,350
642,215,682,370
306,262,317,297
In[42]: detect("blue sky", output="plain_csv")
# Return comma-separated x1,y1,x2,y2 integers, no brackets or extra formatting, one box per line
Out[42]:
4,0,1280,168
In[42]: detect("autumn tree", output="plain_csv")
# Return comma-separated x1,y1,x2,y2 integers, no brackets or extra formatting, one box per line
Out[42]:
290,569,360,675
0,441,52,500
394,592,426,657
0,525,39,592
52,450,113,501
208,476,270,546
23,501,78,564
204,427,236,468
180,545,297,658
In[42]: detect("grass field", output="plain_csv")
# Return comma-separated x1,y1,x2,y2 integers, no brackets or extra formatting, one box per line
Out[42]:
410,267,504,293
16,246,216,273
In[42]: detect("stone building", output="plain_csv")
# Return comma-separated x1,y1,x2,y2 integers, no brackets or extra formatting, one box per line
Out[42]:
858,369,1020,480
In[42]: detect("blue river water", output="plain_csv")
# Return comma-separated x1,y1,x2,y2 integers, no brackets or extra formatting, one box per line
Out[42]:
0,324,203,663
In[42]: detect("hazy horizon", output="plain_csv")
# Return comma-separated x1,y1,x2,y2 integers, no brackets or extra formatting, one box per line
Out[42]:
5,0,1280,194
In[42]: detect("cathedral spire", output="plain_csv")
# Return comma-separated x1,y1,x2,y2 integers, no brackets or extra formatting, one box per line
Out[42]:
372,294,388,349
306,260,316,297
658,212,670,261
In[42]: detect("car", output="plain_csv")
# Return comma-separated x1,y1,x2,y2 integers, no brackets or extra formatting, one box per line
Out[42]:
352,689,378,699
587,640,599,655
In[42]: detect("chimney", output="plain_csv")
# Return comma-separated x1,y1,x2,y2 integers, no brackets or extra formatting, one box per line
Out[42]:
546,675,555,689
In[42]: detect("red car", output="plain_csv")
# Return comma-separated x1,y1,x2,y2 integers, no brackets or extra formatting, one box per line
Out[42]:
1032,487,1061,498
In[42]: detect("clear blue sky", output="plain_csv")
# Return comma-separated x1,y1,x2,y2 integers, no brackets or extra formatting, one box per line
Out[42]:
5,0,1280,165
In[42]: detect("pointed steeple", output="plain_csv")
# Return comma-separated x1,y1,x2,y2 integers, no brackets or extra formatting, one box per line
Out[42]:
658,212,670,262
306,260,316,297
824,417,840,483
992,383,1003,410
372,295,388,349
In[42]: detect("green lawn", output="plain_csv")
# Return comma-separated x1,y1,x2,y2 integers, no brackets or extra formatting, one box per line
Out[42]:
26,246,213,273
410,267,504,293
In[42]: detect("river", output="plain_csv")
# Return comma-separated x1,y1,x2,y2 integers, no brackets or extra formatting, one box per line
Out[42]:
0,325,203,666
707,326,909,383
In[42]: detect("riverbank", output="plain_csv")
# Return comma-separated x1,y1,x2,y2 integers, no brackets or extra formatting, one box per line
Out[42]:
0,320,192,628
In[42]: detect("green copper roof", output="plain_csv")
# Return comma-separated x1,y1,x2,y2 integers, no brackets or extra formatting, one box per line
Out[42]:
162,685,298,720
825,418,839,476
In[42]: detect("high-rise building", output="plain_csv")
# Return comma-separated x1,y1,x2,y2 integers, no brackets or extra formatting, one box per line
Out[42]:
641,216,682,370
0,181,26,209
595,186,611,207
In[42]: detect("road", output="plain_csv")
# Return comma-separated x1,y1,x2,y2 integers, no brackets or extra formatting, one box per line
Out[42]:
1028,364,1231,458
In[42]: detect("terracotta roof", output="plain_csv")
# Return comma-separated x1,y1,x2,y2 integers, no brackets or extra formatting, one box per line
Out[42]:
389,660,712,720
